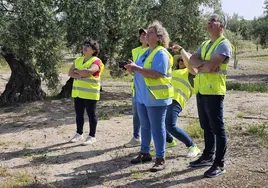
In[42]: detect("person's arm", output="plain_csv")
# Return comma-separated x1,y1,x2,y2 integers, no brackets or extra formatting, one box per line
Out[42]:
125,63,162,78
76,64,99,77
197,41,232,73
132,65,163,78
197,54,226,73
76,60,100,77
125,50,168,79
68,64,82,79
172,45,201,75
189,53,204,68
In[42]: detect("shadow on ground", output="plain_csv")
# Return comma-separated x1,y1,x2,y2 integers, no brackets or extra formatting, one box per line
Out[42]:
19,154,205,188
0,90,133,135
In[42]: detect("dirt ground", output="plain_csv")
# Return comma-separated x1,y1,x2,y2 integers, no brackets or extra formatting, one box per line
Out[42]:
0,60,268,188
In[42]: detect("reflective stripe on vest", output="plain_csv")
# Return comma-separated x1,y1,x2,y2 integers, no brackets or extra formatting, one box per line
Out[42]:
143,46,174,99
172,68,194,109
72,86,100,94
71,56,104,100
196,36,230,95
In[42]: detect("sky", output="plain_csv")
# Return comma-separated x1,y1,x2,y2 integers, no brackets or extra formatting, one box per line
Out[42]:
221,0,265,20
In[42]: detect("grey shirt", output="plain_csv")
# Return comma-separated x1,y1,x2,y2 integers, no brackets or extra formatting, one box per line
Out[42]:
196,40,232,63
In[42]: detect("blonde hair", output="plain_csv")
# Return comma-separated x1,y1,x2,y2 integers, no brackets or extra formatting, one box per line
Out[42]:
148,20,170,48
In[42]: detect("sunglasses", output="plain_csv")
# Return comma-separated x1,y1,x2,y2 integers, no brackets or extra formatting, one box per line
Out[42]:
83,44,92,48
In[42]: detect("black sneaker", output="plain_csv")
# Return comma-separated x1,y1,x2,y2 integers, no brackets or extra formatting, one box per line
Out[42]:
131,152,152,164
150,158,166,172
189,155,213,167
204,164,226,178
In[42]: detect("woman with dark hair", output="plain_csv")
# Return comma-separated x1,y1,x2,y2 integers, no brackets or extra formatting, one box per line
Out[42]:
124,28,148,148
68,38,104,145
165,46,200,158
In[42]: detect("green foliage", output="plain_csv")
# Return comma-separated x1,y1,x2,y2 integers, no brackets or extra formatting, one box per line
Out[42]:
251,17,268,48
227,82,268,93
226,14,253,40
147,0,221,51
0,0,64,90
245,122,268,148
184,119,204,139
62,0,150,77
62,0,220,75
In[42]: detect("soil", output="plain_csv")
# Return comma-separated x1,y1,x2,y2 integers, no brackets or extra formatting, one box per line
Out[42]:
0,60,267,188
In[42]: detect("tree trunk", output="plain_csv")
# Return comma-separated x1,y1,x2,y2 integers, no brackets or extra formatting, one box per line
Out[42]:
0,46,45,106
57,77,103,99
57,77,73,98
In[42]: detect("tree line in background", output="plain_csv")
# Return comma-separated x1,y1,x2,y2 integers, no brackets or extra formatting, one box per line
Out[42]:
0,0,267,106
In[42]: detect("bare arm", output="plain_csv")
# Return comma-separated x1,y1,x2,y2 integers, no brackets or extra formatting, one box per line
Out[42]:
68,64,82,79
75,64,100,77
189,53,204,68
132,66,163,78
172,45,201,75
125,63,162,78
180,49,201,75
197,54,226,73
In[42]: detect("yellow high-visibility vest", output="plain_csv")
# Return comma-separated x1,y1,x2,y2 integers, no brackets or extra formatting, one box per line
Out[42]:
195,36,229,95
72,56,104,100
132,46,149,62
131,46,149,97
143,46,174,99
172,68,194,109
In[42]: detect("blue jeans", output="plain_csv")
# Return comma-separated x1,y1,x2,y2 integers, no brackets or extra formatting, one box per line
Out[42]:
132,101,140,139
137,103,167,158
197,93,227,167
165,100,194,147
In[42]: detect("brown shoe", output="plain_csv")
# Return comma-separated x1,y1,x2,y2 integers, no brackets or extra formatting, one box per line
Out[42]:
150,158,166,172
131,152,152,164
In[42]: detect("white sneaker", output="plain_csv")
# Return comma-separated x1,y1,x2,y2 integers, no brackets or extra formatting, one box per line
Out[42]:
124,137,141,148
83,136,96,145
70,133,84,143
186,145,201,158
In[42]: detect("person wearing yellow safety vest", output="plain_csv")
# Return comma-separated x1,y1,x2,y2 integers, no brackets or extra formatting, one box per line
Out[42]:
189,14,232,178
164,46,201,158
124,28,149,148
68,39,104,146
125,21,173,172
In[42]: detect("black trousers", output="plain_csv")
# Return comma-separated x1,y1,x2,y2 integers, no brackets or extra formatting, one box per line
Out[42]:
196,93,227,167
74,97,98,137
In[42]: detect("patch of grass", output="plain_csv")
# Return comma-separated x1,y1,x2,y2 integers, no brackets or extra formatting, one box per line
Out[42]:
246,123,267,136
254,57,268,62
238,48,268,59
130,172,145,179
0,57,10,72
0,166,11,177
14,171,32,185
0,170,33,188
21,153,33,159
98,111,110,120
184,120,204,140
150,151,156,157
32,154,48,162
245,122,268,148
236,112,245,118
227,82,268,93
58,62,71,74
